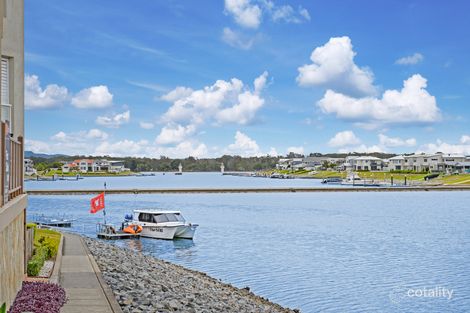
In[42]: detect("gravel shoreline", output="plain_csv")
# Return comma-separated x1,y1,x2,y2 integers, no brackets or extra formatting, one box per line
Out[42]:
84,238,299,313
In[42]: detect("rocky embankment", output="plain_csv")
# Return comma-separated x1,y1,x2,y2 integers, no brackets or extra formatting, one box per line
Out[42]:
84,238,299,313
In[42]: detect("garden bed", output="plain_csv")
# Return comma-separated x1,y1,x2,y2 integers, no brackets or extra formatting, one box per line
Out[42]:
7,282,66,313
26,225,62,278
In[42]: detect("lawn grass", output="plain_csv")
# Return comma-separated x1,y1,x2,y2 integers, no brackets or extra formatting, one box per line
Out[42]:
437,174,470,185
310,171,346,179
357,172,429,182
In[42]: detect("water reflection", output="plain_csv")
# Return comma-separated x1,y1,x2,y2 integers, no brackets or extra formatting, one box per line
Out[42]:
126,238,143,252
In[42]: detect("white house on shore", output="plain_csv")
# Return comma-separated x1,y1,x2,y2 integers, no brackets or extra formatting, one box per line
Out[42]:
24,158,36,175
277,153,470,174
62,159,128,173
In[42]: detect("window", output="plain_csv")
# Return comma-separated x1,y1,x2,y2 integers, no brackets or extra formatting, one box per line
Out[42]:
154,214,169,223
1,57,12,128
138,213,154,223
175,214,185,222
165,214,178,222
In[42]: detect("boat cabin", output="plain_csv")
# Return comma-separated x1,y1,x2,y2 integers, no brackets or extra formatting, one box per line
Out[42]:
135,210,186,224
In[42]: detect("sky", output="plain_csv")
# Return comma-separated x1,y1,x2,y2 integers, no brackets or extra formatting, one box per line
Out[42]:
24,0,470,158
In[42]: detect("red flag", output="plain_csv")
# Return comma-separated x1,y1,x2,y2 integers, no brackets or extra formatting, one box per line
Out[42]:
90,192,105,213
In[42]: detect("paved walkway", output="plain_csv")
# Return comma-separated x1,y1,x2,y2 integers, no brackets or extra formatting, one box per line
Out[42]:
60,233,122,313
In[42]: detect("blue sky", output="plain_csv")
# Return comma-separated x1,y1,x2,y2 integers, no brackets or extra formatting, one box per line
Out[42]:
25,0,470,157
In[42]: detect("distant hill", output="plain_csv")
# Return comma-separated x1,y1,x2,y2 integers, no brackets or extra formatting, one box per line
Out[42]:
24,151,68,159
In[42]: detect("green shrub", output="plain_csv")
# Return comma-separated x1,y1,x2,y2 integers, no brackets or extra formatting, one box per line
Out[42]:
1,303,6,313
26,222,37,230
27,246,48,276
34,229,61,257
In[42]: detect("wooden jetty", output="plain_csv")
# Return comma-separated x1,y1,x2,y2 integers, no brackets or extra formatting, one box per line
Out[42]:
96,223,140,240
97,232,140,240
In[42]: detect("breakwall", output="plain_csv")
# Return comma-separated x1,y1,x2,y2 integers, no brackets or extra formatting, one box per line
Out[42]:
26,186,470,195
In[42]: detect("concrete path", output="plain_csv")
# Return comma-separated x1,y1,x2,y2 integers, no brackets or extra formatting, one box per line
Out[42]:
60,233,122,313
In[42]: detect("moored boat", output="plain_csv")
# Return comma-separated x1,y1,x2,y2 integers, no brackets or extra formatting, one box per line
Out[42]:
123,210,198,240
341,172,383,187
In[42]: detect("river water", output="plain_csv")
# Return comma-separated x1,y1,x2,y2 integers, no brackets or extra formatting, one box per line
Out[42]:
26,173,470,312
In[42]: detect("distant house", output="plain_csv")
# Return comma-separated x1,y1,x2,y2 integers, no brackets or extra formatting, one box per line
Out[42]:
62,159,127,173
108,160,127,173
388,155,405,171
61,161,78,173
353,156,384,171
276,158,291,170
24,158,36,175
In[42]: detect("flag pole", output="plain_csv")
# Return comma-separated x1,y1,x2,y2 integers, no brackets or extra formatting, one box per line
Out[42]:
103,182,107,225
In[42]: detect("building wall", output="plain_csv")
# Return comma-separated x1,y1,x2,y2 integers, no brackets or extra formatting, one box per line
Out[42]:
1,0,24,138
0,0,25,309
0,195,27,309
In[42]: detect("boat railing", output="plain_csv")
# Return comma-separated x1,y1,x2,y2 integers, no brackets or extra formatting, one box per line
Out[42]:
96,223,119,234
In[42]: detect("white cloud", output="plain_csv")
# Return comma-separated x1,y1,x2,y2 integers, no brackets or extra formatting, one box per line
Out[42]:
146,140,209,159
158,72,267,144
223,1,310,30
155,124,196,145
86,129,109,140
139,122,155,129
396,53,424,65
25,139,53,154
160,86,193,102
271,5,310,23
299,7,311,21
96,111,130,128
460,135,470,144
25,74,68,109
317,74,441,127
268,147,278,156
71,85,113,109
51,129,109,142
338,144,384,154
328,130,361,147
225,131,261,156
418,139,470,155
215,91,264,125
378,134,416,147
95,139,148,157
224,0,262,29
254,70,268,93
51,131,67,142
287,146,304,155
297,36,376,97
222,27,256,50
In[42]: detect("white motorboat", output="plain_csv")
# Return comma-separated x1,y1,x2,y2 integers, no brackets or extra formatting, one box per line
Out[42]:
341,172,382,187
123,210,198,240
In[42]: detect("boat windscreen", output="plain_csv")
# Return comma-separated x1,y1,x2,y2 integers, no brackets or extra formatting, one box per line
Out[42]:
175,214,185,222
153,214,169,223
165,214,178,222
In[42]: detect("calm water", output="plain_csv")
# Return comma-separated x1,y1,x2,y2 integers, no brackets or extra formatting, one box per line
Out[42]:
25,172,346,190
26,174,470,312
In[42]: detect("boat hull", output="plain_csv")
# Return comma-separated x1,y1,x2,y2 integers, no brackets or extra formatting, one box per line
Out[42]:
140,225,179,240
175,225,198,239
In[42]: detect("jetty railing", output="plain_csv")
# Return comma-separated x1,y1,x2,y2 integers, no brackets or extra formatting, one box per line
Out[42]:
1,121,24,205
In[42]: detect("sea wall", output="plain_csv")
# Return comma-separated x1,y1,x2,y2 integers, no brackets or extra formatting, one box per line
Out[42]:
0,194,27,309
26,185,470,195
85,238,298,313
